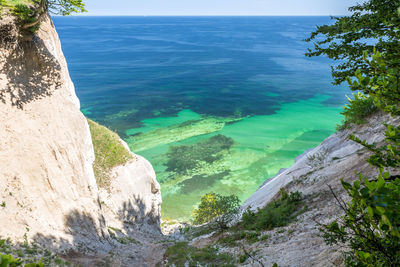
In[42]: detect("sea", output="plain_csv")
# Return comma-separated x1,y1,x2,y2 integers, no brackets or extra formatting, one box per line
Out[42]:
53,16,349,220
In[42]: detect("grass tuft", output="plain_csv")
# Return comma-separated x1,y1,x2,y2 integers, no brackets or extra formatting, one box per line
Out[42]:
87,119,133,189
240,189,305,231
337,93,378,131
164,242,236,267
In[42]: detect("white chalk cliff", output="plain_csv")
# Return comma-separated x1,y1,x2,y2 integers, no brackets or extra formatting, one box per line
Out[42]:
0,15,162,264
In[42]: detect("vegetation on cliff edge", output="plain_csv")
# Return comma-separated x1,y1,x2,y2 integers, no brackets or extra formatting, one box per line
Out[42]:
0,238,75,266
0,0,86,33
87,119,133,189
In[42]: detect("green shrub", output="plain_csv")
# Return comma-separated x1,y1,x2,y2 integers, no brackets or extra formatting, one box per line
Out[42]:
347,51,400,116
164,242,236,267
0,252,44,267
12,4,40,33
2,1,86,33
238,254,248,264
321,172,400,266
192,192,240,230
240,189,304,231
87,119,133,188
350,124,400,169
0,239,72,266
337,92,378,131
219,231,260,246
0,253,23,266
166,134,234,174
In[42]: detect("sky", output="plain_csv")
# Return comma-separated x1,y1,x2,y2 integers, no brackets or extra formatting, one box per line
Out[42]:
82,0,360,16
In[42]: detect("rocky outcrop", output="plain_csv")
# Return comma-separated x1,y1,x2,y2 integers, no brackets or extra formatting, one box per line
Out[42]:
99,140,162,233
0,14,163,263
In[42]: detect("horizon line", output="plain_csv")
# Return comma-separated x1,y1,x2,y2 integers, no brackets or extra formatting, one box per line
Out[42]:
55,14,343,17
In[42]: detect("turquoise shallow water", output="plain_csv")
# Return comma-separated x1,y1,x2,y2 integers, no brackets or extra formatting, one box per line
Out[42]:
54,16,349,220
130,95,342,219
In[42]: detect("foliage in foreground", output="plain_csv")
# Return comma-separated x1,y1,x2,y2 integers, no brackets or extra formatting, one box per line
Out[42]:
0,238,73,266
305,0,400,85
350,124,400,169
308,2,400,266
192,192,240,230
240,189,304,231
321,172,400,266
163,242,236,267
337,93,378,130
87,119,133,188
347,51,400,117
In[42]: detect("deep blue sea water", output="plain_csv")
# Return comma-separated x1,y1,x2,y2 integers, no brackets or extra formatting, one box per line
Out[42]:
53,16,350,220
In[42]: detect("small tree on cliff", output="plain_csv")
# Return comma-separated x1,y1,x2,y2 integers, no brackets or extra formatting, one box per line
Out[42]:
9,0,86,32
193,192,240,230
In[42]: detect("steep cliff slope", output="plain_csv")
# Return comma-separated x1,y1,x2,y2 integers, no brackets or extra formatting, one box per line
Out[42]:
237,112,400,266
0,15,107,248
0,15,164,265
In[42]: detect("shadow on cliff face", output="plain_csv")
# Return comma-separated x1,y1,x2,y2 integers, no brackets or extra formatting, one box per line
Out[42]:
30,195,161,255
0,21,62,109
118,195,161,235
32,209,109,254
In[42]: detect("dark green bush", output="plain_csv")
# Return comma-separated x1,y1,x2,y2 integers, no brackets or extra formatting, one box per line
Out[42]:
0,239,71,266
0,253,44,267
321,172,400,266
337,93,378,131
219,231,260,246
13,4,40,33
164,242,236,267
240,189,304,231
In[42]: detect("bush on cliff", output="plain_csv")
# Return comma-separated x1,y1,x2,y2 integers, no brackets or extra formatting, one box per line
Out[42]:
164,241,236,267
321,172,400,266
192,192,240,230
87,119,133,189
337,93,378,130
240,189,304,231
0,238,72,266
0,0,86,33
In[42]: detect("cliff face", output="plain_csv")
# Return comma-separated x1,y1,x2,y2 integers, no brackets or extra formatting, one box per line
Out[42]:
237,112,400,266
0,15,162,260
0,15,106,247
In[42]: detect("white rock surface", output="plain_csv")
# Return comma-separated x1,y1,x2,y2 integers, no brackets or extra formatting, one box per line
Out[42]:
0,16,106,249
99,154,162,232
0,15,163,262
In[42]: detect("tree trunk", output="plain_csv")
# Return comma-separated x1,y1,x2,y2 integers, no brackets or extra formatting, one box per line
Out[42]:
23,0,47,29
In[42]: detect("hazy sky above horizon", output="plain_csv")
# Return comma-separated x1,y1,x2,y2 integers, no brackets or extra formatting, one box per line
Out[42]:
82,0,360,16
